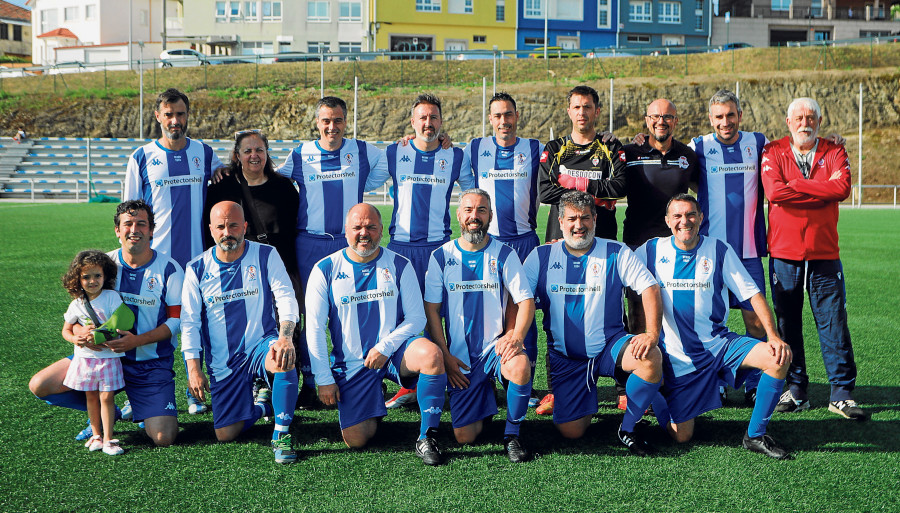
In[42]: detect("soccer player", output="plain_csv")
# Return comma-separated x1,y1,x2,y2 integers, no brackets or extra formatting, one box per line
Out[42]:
762,97,865,420
538,85,627,243
523,191,664,456
305,203,448,465
181,201,300,463
423,189,535,462
276,96,390,404
370,93,475,293
635,194,793,459
29,200,183,447
123,88,225,415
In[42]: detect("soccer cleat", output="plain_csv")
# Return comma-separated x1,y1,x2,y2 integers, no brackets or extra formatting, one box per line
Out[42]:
617,424,655,457
297,385,321,410
828,400,868,420
85,435,103,452
75,418,93,441
385,387,417,409
503,435,531,463
742,432,791,460
535,394,554,415
415,434,444,466
272,433,298,464
102,439,124,456
120,400,133,421
187,389,208,415
528,390,540,409
775,390,810,413
617,394,628,411
744,388,757,406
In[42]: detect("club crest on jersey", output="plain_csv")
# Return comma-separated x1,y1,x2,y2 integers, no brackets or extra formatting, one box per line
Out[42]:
150,157,163,166
540,151,549,163
516,152,526,165
590,262,601,276
678,156,689,169
381,268,393,282
438,159,447,171
699,256,712,274
246,265,257,281
345,153,353,165
489,259,498,275
550,261,563,270
146,277,157,291
336,271,350,280
746,146,754,159
480,150,492,157
817,158,825,167
618,151,626,162
591,157,600,166
192,156,201,170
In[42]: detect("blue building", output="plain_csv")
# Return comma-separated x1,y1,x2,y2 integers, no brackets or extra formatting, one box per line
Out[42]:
618,0,711,49
516,0,618,53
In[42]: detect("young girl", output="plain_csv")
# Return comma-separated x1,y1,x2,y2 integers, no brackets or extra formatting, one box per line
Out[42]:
61,250,126,456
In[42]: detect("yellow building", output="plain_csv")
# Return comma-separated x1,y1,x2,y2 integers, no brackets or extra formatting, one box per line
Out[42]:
370,0,515,58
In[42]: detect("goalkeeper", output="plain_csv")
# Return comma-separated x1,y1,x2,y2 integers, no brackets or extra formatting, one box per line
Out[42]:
539,85,627,242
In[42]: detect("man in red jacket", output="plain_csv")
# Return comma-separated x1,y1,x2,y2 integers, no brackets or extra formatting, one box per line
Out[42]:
760,97,866,420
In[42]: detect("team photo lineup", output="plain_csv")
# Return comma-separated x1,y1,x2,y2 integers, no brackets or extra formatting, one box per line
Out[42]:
29,83,867,466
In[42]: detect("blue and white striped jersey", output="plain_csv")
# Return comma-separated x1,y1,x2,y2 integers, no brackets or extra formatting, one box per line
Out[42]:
108,249,184,363
181,241,299,381
635,235,759,378
524,239,656,359
276,138,387,236
465,137,543,238
305,247,425,386
690,132,769,259
123,138,223,268
424,237,533,371
375,143,474,244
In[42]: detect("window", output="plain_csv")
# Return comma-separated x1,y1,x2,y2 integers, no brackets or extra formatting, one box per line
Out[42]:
308,41,331,53
40,9,58,33
473,35,486,43
695,0,703,30
810,0,822,17
13,24,20,41
230,1,241,19
242,41,274,55
339,41,361,59
339,1,361,21
244,1,258,21
64,7,78,21
627,35,651,43
524,0,542,17
216,2,227,21
556,0,581,20
308,1,330,22
416,0,441,12
659,1,681,23
85,5,97,20
496,0,505,21
629,1,652,22
449,0,473,13
0,25,7,40
524,37,545,46
771,0,790,11
597,0,610,28
262,2,283,21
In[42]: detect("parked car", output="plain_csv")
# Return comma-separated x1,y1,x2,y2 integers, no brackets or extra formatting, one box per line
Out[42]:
159,49,216,68
712,42,753,52
273,53,323,63
528,46,582,58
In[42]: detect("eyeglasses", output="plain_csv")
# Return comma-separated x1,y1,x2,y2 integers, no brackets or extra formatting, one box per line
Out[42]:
234,129,262,139
646,114,676,122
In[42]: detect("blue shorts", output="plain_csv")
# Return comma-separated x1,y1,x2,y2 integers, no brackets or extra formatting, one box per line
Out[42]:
296,232,348,290
730,257,766,310
209,337,277,430
387,239,444,294
663,335,759,424
447,346,505,429
122,357,177,422
335,340,416,430
496,231,540,264
548,333,632,424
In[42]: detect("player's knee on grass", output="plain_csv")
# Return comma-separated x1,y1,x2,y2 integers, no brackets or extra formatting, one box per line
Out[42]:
669,420,694,443
453,420,483,444
215,422,244,442
557,416,592,439
342,418,378,448
145,416,178,447
29,358,71,397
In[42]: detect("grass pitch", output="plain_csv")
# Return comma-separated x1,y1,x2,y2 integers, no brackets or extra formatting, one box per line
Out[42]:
1,203,898,512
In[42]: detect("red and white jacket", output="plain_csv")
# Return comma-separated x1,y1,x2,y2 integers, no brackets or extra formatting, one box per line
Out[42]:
761,136,851,261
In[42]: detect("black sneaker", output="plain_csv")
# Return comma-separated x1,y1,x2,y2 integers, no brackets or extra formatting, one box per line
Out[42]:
774,390,810,413
744,388,757,406
503,435,531,463
415,436,443,466
742,432,791,460
828,400,868,420
617,424,655,457
297,385,321,410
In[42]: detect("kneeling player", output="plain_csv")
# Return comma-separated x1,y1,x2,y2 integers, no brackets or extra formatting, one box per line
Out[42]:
523,191,664,456
636,194,792,459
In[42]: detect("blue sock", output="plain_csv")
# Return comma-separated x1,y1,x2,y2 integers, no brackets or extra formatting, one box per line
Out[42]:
622,373,661,433
504,380,533,437
748,373,785,438
416,373,446,439
650,392,672,429
743,333,766,391
41,391,87,411
271,369,299,441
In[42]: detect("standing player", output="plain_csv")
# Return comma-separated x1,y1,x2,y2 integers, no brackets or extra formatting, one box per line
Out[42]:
276,96,389,403
29,200,183,447
305,204,448,465
523,191,664,456
539,85,627,242
123,88,225,415
181,201,300,463
424,189,535,462
635,194,792,459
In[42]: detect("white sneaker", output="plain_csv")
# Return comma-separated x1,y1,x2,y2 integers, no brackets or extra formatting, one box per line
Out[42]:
186,390,208,415
85,435,103,452
102,439,124,456
120,400,133,421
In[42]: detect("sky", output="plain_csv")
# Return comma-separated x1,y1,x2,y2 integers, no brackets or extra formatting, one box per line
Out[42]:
7,0,30,10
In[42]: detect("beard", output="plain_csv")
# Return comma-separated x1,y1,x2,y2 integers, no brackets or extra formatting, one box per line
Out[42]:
217,235,242,252
349,235,381,258
563,231,592,250
461,220,488,245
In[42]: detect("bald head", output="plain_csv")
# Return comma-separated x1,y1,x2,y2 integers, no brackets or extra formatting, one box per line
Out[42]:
645,98,678,145
345,203,383,261
210,201,247,255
